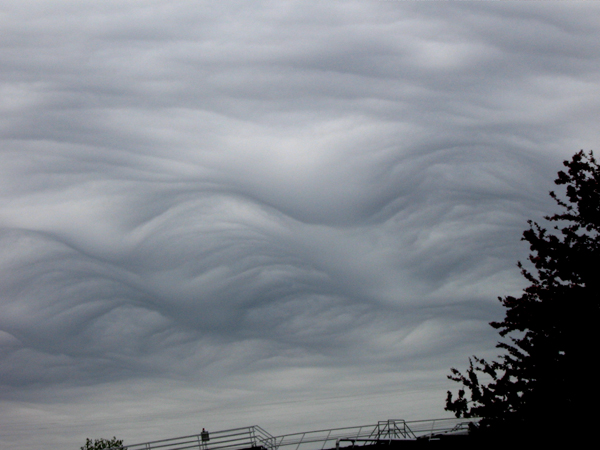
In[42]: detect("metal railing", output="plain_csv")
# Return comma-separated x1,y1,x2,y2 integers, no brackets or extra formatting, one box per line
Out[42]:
116,418,480,450
369,420,417,440
270,418,475,450
398,418,479,439
113,425,276,450
272,423,377,450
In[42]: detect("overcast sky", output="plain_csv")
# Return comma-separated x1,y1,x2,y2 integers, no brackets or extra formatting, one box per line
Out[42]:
1,1,600,449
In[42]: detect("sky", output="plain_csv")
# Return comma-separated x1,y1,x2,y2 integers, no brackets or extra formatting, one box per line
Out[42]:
1,1,600,449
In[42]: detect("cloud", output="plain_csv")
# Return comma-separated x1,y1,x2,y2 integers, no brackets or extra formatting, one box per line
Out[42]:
1,1,600,449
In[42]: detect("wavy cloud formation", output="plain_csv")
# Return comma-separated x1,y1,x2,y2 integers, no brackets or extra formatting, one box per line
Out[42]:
1,1,600,449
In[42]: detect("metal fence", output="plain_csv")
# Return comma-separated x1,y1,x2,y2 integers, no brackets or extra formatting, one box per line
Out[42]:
113,425,276,450
271,418,478,450
114,418,479,450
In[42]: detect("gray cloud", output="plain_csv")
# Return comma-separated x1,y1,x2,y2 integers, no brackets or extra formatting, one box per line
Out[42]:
1,1,600,449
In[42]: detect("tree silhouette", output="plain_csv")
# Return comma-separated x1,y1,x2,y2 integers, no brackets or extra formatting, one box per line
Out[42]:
80,437,126,450
445,150,599,442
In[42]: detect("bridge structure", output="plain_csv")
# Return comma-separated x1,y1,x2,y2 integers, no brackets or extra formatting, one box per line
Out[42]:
112,418,479,450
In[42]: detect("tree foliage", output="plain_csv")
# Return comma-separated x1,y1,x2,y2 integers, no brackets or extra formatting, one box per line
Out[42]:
80,437,126,450
445,150,600,440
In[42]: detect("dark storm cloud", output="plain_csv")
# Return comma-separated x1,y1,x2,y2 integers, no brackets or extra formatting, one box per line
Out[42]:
2,1,600,449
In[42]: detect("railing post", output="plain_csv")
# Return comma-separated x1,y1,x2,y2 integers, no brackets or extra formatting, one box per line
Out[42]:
320,430,332,450
295,432,306,450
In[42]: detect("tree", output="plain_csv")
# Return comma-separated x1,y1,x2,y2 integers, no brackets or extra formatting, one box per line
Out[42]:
80,437,126,450
445,150,599,442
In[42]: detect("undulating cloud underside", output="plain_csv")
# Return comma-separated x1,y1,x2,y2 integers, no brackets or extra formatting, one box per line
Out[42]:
1,2,599,449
